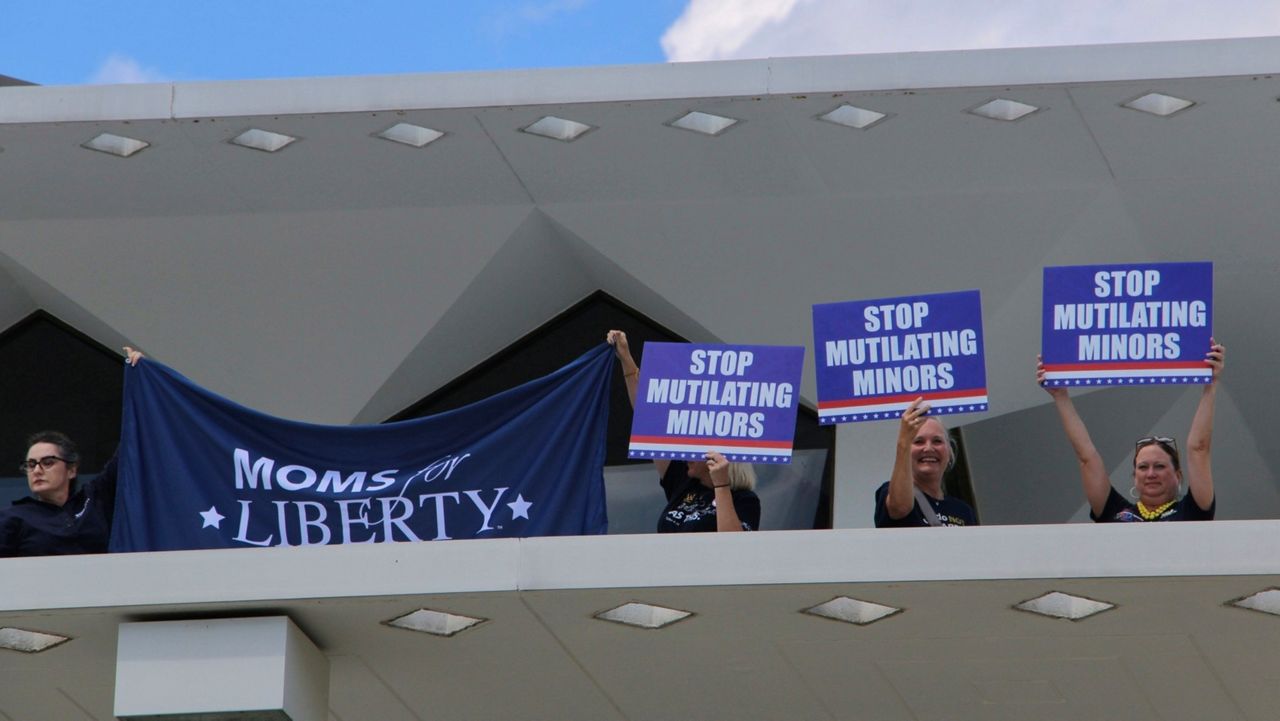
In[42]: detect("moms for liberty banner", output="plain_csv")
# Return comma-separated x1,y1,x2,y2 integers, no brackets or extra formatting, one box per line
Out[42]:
1041,262,1213,386
110,345,614,552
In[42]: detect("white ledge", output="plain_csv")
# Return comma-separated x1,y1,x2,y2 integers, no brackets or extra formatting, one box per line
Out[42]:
1,37,1278,124
2,520,1279,612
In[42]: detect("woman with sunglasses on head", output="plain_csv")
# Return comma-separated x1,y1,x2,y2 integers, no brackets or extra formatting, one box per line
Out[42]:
0,347,144,557
1037,339,1224,522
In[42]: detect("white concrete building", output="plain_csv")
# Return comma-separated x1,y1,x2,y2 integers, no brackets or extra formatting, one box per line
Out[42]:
2,37,1280,720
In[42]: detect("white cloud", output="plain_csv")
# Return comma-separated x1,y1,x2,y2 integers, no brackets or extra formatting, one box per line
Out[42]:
87,53,170,85
662,0,1280,62
662,0,801,62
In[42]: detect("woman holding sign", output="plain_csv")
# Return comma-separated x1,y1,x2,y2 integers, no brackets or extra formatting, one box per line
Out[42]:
876,398,978,527
1037,340,1224,522
607,330,761,532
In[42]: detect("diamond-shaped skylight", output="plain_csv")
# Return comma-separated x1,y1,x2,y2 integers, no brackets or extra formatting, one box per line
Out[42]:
1014,591,1114,620
803,596,901,625
968,98,1040,121
0,627,70,653
1122,92,1195,117
669,111,739,136
82,132,150,158
230,128,297,153
595,602,692,629
1228,588,1280,617
817,104,888,130
522,115,594,142
376,122,444,148
385,608,486,637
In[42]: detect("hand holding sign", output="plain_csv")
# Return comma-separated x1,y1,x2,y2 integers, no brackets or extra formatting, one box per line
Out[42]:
1205,338,1225,382
898,397,931,439
1035,354,1067,400
706,451,731,487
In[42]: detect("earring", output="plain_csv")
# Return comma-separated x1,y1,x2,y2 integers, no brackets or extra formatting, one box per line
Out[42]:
1128,485,1138,500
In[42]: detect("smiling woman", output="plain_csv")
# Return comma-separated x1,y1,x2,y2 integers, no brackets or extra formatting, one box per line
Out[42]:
1037,340,1225,522
874,397,978,527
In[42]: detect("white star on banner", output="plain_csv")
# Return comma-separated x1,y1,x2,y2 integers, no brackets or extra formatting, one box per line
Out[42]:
507,495,532,520
199,506,225,529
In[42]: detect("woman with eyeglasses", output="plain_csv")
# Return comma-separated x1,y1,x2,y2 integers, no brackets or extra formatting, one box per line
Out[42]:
0,347,143,557
1037,339,1224,522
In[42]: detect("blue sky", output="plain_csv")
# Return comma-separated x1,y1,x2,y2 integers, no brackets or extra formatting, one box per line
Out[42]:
1,1,687,84
5,0,1279,86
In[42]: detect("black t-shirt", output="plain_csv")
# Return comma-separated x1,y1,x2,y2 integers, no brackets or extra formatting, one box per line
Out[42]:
1091,487,1215,522
874,481,977,527
0,455,118,557
657,461,761,533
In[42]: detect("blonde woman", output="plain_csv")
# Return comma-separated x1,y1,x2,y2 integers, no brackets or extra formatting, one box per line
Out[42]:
607,330,760,532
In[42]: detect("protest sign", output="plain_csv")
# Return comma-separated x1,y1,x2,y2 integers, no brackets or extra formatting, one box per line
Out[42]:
813,290,988,424
628,343,804,464
1041,262,1213,386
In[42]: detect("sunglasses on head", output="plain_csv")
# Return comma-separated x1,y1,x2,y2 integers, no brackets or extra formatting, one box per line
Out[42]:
1135,436,1178,454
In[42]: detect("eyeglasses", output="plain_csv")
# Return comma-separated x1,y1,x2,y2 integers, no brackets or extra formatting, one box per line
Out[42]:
19,456,70,473
1135,436,1178,454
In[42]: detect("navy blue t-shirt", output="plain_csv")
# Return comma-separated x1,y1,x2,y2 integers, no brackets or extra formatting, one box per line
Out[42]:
1091,487,1215,522
874,481,977,527
0,456,118,557
657,461,760,533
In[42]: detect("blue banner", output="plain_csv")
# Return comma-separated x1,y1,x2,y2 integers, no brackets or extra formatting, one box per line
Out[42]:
627,343,804,464
813,291,988,424
1041,262,1213,386
110,345,614,552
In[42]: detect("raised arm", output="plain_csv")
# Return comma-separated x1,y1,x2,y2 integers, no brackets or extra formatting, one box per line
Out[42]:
606,330,668,477
1038,355,1110,516
1184,339,1223,512
884,398,927,520
124,346,144,366
707,451,745,532
606,330,639,407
